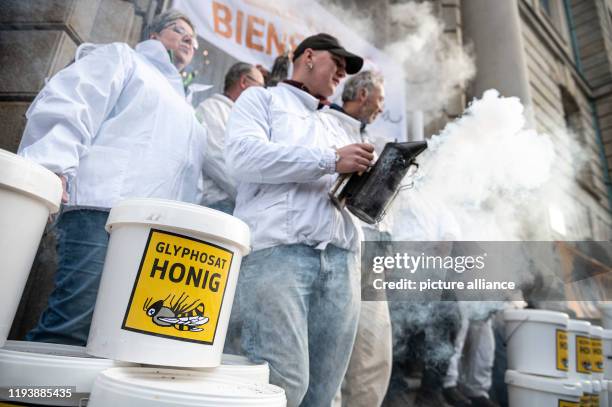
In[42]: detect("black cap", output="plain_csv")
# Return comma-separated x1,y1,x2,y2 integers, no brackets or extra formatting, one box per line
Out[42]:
292,33,364,74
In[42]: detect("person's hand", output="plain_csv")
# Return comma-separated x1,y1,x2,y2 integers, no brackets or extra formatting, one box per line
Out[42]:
335,143,375,174
58,174,68,203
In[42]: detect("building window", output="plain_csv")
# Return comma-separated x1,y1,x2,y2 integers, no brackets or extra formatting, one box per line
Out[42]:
561,86,582,137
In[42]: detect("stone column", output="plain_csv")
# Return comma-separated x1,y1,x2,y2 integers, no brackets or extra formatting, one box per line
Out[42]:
461,0,535,127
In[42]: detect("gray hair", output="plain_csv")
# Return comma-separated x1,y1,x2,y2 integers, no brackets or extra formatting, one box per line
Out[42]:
147,9,196,38
342,70,384,103
224,62,256,92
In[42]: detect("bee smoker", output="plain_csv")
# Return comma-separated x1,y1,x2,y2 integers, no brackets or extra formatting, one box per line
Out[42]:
329,141,428,224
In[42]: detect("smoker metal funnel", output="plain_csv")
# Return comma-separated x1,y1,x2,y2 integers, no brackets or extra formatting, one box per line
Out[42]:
329,141,428,224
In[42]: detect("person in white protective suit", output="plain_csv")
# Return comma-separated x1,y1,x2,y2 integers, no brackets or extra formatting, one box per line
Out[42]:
443,303,499,407
320,70,392,407
17,10,217,346
194,62,265,214
224,33,374,407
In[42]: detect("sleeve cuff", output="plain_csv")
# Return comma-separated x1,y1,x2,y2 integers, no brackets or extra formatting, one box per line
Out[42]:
319,148,337,174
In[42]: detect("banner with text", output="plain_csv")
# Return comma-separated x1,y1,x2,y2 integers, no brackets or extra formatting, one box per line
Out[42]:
173,0,407,141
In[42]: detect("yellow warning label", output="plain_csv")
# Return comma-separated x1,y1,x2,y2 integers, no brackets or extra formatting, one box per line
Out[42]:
557,329,569,371
591,395,600,406
591,338,604,373
122,229,234,345
576,335,592,374
559,400,580,407
579,396,591,407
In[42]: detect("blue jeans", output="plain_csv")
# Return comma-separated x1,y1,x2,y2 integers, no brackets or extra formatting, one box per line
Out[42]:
207,198,235,215
26,209,109,346
231,244,360,407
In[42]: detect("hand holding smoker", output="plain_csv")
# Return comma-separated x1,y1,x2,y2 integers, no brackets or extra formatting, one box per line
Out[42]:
329,141,428,224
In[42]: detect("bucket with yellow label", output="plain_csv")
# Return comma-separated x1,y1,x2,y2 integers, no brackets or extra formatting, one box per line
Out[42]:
86,199,250,367
603,330,612,380
569,320,592,381
590,326,604,381
504,309,570,378
505,370,582,406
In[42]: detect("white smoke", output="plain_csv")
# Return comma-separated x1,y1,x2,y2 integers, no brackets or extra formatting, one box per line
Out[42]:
384,1,476,117
398,89,557,241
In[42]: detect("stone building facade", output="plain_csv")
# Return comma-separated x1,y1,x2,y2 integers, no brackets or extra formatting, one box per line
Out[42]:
461,0,612,240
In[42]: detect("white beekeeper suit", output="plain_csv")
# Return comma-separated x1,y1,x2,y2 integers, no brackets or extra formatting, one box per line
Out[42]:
19,39,210,208
225,83,360,251
320,107,392,407
194,93,237,208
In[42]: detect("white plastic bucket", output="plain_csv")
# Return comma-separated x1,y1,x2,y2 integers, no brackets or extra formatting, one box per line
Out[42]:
592,380,601,407
143,354,270,384
194,354,270,383
581,380,592,407
597,302,612,330
601,380,609,407
569,319,593,380
0,340,132,406
603,330,612,380
505,309,570,378
505,370,582,406
87,367,286,407
0,149,62,347
591,326,605,380
87,199,250,367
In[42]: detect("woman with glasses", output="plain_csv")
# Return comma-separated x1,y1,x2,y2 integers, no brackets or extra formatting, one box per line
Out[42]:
17,10,218,346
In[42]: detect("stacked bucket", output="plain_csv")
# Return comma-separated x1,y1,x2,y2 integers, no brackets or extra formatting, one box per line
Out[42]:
505,309,612,407
0,149,287,406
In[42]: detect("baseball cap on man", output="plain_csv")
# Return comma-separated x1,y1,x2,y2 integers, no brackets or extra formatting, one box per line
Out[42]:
292,33,363,74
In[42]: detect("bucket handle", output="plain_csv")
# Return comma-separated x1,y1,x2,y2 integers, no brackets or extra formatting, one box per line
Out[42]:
503,316,530,346
79,397,89,406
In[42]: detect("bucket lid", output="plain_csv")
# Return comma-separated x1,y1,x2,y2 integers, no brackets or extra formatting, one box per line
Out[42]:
92,367,285,405
144,354,270,384
0,149,62,213
592,380,601,392
106,198,251,255
0,340,131,392
504,308,569,326
590,325,604,337
569,319,591,334
582,380,593,393
505,370,582,397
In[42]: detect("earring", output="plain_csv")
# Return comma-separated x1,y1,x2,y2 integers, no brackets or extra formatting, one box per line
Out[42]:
308,62,313,70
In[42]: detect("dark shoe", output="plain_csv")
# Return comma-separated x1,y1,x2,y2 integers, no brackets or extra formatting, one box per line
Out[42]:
415,388,453,407
443,386,472,407
469,396,499,407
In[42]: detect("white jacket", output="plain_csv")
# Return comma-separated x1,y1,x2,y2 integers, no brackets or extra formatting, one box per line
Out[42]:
225,83,359,251
195,93,236,205
18,40,210,209
318,108,394,234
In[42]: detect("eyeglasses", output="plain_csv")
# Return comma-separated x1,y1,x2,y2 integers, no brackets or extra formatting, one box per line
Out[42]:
165,23,198,50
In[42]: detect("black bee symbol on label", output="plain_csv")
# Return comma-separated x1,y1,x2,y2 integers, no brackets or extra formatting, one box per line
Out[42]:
143,292,209,332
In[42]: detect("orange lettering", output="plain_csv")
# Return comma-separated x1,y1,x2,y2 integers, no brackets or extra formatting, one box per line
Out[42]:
266,23,285,55
213,1,232,38
236,10,244,45
246,15,265,52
